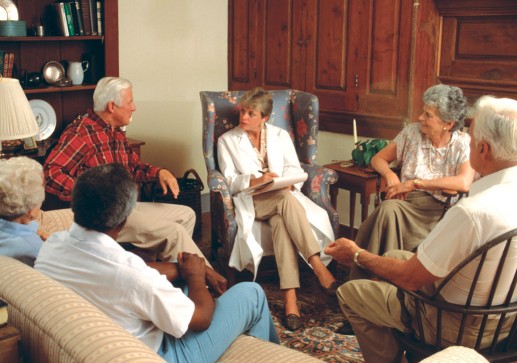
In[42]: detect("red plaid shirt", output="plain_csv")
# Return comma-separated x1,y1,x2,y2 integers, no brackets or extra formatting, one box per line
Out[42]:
44,110,161,201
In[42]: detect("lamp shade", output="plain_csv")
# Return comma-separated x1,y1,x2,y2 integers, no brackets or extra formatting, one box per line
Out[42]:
0,77,39,141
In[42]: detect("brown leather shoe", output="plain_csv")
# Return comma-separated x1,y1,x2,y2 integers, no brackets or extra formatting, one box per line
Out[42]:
285,314,304,331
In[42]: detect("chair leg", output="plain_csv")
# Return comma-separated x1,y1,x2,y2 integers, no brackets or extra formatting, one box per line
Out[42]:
210,227,220,261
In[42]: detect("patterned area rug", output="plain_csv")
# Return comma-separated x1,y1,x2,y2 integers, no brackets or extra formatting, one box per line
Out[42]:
197,213,363,362
256,269,363,362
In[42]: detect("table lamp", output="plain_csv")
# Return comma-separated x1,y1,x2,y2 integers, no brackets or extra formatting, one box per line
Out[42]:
0,77,39,156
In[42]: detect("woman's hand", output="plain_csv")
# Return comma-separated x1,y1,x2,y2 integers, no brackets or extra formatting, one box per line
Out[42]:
385,180,415,200
249,171,278,187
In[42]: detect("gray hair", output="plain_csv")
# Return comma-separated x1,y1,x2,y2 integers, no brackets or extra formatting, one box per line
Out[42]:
0,157,44,219
473,95,517,162
239,87,273,118
423,84,467,131
71,163,137,233
93,77,132,112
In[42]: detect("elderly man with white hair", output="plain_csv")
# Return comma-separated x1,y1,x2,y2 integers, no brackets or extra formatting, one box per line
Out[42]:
43,77,227,295
325,95,517,362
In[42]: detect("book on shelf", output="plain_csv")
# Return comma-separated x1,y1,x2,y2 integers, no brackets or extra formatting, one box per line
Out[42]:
72,0,85,35
6,53,14,78
241,173,308,195
89,0,97,35
53,2,69,36
96,1,103,36
63,1,76,36
1,52,14,78
80,0,92,35
0,50,4,76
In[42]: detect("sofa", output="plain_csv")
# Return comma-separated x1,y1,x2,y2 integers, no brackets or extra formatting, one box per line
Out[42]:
0,209,321,362
0,255,323,362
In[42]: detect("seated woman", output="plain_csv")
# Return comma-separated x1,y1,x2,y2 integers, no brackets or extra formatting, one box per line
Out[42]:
217,87,338,331
0,157,45,266
349,84,475,280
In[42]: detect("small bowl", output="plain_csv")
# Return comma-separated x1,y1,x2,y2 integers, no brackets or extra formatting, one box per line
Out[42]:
42,61,65,85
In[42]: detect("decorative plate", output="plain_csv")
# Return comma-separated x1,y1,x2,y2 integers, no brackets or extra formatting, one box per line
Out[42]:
29,99,57,141
0,0,18,20
42,61,66,85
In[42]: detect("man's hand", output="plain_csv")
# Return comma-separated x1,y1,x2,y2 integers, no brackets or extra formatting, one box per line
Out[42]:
178,252,215,331
205,268,228,297
324,238,361,266
158,169,180,198
177,252,206,282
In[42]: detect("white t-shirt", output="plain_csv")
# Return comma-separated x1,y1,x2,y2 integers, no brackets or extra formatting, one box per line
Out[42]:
417,165,517,306
35,223,195,352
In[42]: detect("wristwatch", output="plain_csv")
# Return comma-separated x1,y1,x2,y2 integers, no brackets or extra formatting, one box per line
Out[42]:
353,249,365,268
414,179,424,189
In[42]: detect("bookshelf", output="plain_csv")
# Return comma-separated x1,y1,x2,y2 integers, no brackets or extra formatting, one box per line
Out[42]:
0,0,118,138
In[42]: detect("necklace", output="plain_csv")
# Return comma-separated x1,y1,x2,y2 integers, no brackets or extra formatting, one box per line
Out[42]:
428,140,451,174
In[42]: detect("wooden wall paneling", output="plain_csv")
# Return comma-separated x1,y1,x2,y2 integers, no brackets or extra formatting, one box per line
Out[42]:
305,0,358,113
438,12,517,101
228,0,262,89
361,0,412,118
408,0,440,123
103,0,119,76
263,0,294,88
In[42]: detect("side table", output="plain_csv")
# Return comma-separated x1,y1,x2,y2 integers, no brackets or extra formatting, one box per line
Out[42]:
0,324,22,363
324,162,386,238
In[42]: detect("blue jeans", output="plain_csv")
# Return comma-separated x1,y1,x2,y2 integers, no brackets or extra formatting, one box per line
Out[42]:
158,282,279,363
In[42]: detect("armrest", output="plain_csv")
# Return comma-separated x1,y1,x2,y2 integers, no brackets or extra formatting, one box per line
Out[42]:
300,163,339,236
207,169,232,199
207,169,237,256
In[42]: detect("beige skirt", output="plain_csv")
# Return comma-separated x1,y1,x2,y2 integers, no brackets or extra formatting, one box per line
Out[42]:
349,191,444,280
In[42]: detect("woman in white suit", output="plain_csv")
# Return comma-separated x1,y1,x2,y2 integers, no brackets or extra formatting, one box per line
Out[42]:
217,88,338,331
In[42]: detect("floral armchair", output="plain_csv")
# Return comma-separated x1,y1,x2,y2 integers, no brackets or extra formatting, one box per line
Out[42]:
200,90,339,280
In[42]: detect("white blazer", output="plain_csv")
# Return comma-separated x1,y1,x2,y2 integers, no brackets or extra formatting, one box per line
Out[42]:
217,124,334,278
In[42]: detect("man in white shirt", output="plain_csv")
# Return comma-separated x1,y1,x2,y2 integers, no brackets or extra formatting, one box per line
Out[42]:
35,163,279,363
324,95,517,362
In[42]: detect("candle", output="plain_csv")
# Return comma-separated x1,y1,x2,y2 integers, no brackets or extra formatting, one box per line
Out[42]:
353,118,358,146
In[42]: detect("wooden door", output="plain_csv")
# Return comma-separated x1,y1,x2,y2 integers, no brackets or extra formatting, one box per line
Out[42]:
303,0,362,113
228,0,262,89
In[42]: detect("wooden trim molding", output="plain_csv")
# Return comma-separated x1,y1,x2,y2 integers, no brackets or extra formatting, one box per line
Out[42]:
435,0,517,16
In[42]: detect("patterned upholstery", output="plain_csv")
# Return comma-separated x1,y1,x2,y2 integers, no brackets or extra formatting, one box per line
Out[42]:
200,90,339,268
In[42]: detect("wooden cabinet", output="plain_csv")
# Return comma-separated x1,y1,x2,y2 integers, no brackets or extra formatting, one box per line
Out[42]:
435,0,517,102
229,0,416,139
0,0,118,138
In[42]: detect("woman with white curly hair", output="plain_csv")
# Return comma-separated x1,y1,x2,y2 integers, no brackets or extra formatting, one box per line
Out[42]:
0,156,46,266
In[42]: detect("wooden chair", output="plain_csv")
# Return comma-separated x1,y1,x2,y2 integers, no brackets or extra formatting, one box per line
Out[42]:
392,228,517,362
375,168,468,221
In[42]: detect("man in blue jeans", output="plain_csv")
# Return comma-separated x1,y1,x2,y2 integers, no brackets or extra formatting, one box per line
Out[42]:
35,163,279,362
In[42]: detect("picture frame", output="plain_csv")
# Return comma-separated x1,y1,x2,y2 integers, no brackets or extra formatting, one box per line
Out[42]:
22,137,38,151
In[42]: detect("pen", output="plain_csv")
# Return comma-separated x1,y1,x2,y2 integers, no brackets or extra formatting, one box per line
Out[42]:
258,170,265,174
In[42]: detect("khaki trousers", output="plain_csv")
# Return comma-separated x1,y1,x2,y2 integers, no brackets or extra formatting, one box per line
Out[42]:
40,202,210,266
339,250,513,363
253,189,321,289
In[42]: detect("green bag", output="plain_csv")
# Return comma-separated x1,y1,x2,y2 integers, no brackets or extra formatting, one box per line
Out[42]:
351,139,389,167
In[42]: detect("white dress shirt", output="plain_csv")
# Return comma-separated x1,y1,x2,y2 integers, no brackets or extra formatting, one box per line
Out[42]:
35,223,195,352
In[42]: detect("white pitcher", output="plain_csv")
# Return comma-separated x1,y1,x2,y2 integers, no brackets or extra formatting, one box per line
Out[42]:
67,61,89,85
